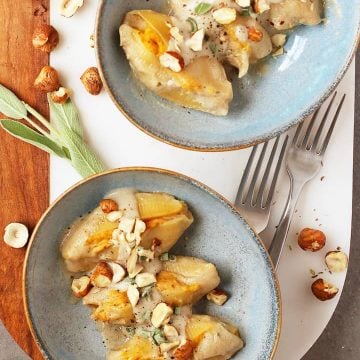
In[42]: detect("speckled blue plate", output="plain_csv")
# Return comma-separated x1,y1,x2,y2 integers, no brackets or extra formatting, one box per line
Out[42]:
24,168,280,360
95,0,359,151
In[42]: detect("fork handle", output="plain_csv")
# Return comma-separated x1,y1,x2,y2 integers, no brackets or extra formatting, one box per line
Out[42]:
269,179,305,270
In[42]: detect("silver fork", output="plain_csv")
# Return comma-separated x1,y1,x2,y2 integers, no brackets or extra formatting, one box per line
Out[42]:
269,92,346,269
235,135,289,234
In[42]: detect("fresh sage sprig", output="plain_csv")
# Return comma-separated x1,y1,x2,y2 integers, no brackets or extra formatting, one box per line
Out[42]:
0,84,106,178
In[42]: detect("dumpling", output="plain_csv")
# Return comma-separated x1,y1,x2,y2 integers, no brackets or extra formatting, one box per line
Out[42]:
225,16,273,78
269,0,323,30
84,289,134,325
108,335,163,360
61,189,193,272
120,10,233,116
156,256,220,306
186,315,244,360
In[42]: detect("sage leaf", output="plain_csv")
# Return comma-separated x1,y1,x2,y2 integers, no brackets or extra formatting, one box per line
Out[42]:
0,120,70,159
194,3,213,15
186,17,198,32
0,84,27,119
48,94,83,138
61,127,105,177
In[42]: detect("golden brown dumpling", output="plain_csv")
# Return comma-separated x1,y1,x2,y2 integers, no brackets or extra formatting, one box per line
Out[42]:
120,10,233,116
186,315,244,360
156,256,220,306
269,0,323,30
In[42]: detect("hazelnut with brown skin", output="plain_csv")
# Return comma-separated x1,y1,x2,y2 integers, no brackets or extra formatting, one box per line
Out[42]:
298,228,326,252
311,278,338,301
174,339,195,360
206,289,228,305
100,199,119,213
34,66,60,92
50,87,71,104
71,276,92,298
325,251,349,273
80,67,103,95
90,262,113,288
32,24,59,53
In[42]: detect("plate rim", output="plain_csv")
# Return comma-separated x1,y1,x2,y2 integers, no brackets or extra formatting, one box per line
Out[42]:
95,0,360,152
23,166,282,360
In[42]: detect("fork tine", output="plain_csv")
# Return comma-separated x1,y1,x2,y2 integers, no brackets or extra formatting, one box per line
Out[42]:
255,136,280,206
245,142,268,205
301,109,319,148
319,94,346,155
311,91,337,151
235,145,258,205
292,121,304,146
264,135,289,208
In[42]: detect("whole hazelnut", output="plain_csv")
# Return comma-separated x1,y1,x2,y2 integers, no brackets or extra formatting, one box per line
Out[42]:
325,251,348,273
311,278,338,301
34,66,60,92
298,228,326,252
50,87,71,104
100,199,119,213
32,24,59,53
80,67,103,95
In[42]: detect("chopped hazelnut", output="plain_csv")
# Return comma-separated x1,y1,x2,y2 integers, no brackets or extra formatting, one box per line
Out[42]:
311,278,338,301
298,228,326,252
108,262,126,283
325,251,348,273
163,324,179,342
127,285,140,308
50,87,71,104
100,199,119,213
80,67,103,95
159,51,185,72
186,29,205,52
32,24,59,53
213,8,237,25
90,262,113,288
90,33,95,48
247,27,263,42
59,0,84,18
34,66,60,92
151,302,173,328
253,0,270,13
206,289,228,305
135,272,156,288
71,276,92,298
174,340,195,360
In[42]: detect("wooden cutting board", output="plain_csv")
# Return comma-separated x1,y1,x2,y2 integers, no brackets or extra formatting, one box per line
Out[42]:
0,1,49,359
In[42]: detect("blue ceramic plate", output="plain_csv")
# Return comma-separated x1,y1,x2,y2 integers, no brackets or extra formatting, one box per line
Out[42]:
24,168,280,360
95,1,359,151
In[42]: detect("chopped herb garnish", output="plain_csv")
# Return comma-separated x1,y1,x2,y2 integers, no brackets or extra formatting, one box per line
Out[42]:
140,310,151,321
160,252,169,261
141,284,154,298
209,43,218,54
174,306,181,315
139,255,147,262
138,329,151,338
125,327,135,336
186,17,198,33
310,269,316,276
169,254,176,262
153,329,166,345
240,6,251,17
194,3,213,15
